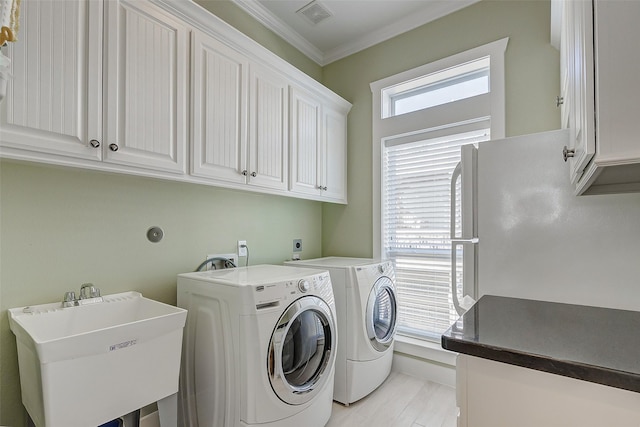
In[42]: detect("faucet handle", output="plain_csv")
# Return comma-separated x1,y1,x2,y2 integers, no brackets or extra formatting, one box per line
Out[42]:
90,287,101,298
63,291,76,307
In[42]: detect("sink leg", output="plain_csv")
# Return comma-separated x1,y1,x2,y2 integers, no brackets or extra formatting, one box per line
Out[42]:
157,392,178,427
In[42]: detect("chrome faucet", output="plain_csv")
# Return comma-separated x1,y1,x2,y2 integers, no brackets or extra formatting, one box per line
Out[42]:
62,283,103,307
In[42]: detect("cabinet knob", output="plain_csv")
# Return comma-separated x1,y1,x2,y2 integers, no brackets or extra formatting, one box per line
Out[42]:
89,139,100,148
562,145,575,162
250,172,257,177
109,143,119,152
556,96,564,107
241,170,248,176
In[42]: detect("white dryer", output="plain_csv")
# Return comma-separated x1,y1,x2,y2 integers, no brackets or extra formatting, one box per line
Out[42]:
285,257,397,405
177,265,337,427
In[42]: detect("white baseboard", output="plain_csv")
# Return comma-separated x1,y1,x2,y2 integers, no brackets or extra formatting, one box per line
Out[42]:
140,411,160,427
391,351,456,388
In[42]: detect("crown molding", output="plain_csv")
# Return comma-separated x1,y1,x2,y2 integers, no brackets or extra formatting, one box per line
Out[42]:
231,0,480,66
323,0,481,65
230,0,325,64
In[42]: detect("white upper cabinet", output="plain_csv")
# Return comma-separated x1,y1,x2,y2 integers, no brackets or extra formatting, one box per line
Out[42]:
103,0,188,173
560,0,595,185
556,0,640,195
322,105,348,203
1,0,189,174
0,0,351,203
191,30,288,192
290,86,322,197
247,63,289,191
0,0,102,161
191,30,248,184
290,85,349,203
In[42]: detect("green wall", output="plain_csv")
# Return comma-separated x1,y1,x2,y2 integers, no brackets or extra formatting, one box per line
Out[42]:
0,2,325,424
321,0,560,257
0,1,559,425
0,162,322,426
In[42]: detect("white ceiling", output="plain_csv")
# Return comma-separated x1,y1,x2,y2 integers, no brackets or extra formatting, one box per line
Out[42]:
230,0,480,66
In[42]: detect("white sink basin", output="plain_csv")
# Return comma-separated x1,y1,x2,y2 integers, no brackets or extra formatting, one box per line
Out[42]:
8,291,187,427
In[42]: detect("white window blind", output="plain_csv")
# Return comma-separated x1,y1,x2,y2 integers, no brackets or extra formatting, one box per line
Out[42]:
383,129,489,341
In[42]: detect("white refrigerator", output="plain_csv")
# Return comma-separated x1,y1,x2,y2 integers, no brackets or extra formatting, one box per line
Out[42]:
452,128,640,313
449,128,640,426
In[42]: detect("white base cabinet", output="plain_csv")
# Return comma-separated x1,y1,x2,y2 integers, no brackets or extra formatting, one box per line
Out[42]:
0,0,350,204
556,0,640,195
456,355,640,427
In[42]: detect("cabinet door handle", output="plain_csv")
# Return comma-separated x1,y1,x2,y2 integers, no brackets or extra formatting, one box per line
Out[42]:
241,170,248,176
250,172,257,177
562,145,575,162
109,143,119,152
89,139,100,148
556,96,564,107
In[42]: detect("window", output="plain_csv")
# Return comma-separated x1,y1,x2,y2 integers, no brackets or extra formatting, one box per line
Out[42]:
383,126,489,340
383,57,490,118
371,38,508,342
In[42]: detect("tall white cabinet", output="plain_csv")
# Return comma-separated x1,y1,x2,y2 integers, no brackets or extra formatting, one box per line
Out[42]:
555,0,640,195
0,0,351,204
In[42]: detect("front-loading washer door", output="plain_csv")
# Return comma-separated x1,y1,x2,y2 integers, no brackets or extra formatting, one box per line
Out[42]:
268,296,336,405
366,276,398,352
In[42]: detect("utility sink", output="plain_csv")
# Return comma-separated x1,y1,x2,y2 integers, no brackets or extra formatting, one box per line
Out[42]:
8,291,187,427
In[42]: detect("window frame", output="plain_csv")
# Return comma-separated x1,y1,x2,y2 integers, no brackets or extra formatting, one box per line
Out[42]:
371,38,508,260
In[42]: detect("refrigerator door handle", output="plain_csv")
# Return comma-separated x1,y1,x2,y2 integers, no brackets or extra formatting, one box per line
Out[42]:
451,239,478,316
450,162,462,239
451,238,479,244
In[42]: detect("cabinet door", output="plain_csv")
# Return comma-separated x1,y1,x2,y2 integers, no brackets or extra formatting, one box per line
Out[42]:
566,0,595,184
247,64,289,191
289,86,322,196
0,0,102,161
103,0,188,174
558,0,571,130
321,106,347,203
191,30,248,184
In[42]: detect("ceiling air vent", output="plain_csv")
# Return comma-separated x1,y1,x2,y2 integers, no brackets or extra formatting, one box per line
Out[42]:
296,0,333,25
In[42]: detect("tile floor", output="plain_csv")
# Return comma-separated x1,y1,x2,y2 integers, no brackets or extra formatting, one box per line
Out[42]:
325,372,457,427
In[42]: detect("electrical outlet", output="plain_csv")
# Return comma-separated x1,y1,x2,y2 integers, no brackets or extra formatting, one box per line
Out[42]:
204,253,238,270
293,239,302,253
238,240,247,257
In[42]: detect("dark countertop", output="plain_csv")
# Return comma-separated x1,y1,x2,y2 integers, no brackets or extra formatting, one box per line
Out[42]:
441,295,640,393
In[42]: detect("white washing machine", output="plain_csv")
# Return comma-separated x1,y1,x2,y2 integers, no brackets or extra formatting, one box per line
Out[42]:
177,265,337,427
285,257,397,405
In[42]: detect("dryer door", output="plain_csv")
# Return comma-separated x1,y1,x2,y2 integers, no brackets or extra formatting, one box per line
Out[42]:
268,296,336,405
366,276,398,352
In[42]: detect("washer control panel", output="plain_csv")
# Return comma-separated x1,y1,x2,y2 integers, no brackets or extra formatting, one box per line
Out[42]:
253,271,333,308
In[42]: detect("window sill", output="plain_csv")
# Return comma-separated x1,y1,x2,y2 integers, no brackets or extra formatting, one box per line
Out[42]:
394,334,457,367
